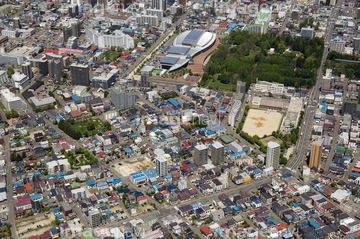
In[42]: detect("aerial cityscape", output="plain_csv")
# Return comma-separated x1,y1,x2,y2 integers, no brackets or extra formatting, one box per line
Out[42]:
0,0,359,238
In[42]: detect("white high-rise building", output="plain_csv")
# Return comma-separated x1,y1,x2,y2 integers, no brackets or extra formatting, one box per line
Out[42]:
178,177,187,190
194,144,208,166
152,0,166,11
11,72,29,89
266,141,280,169
156,157,168,177
1,89,27,111
88,209,101,227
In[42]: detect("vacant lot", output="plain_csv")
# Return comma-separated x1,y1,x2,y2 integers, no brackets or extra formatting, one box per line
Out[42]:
114,157,155,177
243,109,282,138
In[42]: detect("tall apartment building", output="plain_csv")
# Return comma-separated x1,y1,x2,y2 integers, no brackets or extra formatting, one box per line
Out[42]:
63,25,72,43
139,66,153,88
46,53,63,80
12,72,29,89
237,81,246,94
211,141,224,166
135,15,159,26
1,89,27,111
266,141,280,169
152,0,166,11
21,62,33,79
0,70,8,85
88,209,101,227
156,157,168,177
13,17,21,29
71,63,90,86
309,138,323,169
194,144,208,166
228,100,241,127
66,36,78,49
110,86,135,109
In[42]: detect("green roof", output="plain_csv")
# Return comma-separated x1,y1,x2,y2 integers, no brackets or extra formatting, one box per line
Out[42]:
220,135,234,144
82,231,94,239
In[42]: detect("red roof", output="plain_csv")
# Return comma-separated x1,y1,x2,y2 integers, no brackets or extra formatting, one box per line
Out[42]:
70,110,81,118
99,151,105,157
61,144,70,150
137,196,148,201
353,167,360,173
200,226,212,235
24,183,32,191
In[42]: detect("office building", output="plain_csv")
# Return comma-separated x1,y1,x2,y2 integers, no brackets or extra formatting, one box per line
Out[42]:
1,89,27,111
156,157,168,177
71,63,90,86
0,70,8,85
237,81,246,94
63,25,72,43
110,86,135,109
21,62,33,79
194,144,208,166
300,27,314,39
13,17,20,29
12,72,29,89
29,58,48,75
353,38,360,53
92,69,118,89
68,4,79,18
46,53,63,80
266,141,280,169
211,141,224,165
71,21,81,37
88,209,101,227
66,36,78,49
152,0,166,11
309,138,323,169
146,9,163,20
2,29,19,38
89,0,97,7
139,65,153,88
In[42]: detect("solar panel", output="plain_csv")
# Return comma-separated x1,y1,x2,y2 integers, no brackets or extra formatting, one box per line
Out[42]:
167,46,190,55
183,30,205,45
160,57,179,65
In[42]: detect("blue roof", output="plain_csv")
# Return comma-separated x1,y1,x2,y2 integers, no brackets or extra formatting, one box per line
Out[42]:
31,194,43,200
160,56,179,65
105,210,112,215
49,227,58,234
168,98,181,107
113,178,122,185
167,46,190,54
54,208,60,213
71,94,80,102
50,189,57,197
118,188,130,194
86,179,96,186
56,214,64,220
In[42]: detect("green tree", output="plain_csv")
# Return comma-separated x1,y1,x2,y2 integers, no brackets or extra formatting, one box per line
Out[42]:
6,67,14,78
103,121,111,131
86,121,95,131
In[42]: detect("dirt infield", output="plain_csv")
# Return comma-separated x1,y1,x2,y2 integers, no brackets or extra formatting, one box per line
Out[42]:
260,136,283,146
243,109,282,138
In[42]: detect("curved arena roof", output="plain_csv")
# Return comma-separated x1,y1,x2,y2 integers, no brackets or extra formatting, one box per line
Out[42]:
161,29,217,72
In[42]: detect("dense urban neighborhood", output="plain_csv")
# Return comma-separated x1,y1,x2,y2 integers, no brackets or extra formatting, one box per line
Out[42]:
0,0,360,238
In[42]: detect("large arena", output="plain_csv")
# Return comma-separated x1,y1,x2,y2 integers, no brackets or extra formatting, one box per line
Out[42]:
160,29,217,72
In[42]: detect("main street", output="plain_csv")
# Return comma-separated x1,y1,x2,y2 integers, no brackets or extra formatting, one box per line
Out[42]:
287,0,342,171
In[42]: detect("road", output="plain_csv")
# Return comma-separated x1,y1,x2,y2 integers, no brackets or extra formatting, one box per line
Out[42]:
287,0,341,171
278,0,297,35
323,119,340,171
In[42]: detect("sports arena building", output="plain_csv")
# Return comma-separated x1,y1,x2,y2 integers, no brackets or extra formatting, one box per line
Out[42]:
160,29,217,72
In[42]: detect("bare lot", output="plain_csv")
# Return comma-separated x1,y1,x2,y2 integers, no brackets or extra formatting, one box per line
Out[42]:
243,109,282,138
114,157,155,177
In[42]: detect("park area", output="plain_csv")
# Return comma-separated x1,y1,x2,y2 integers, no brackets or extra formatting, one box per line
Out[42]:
72,119,107,135
243,109,282,138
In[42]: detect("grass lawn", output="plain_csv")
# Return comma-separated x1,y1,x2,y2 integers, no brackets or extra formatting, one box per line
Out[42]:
72,119,105,135
102,51,121,61
209,80,236,92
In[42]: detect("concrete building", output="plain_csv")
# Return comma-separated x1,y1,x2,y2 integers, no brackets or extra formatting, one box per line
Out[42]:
237,81,246,94
266,141,280,169
63,25,72,43
228,100,241,127
152,0,166,11
146,9,163,20
135,15,159,26
2,29,19,38
13,17,21,29
139,66,154,88
21,62,33,79
156,157,168,177
194,144,208,166
66,36,78,49
284,97,302,130
330,39,346,53
309,138,323,169
88,208,101,227
211,141,224,165
92,69,117,89
1,89,27,111
255,81,284,95
110,86,135,109
12,72,29,89
46,53,63,80
71,63,90,86
0,71,8,85
85,28,134,49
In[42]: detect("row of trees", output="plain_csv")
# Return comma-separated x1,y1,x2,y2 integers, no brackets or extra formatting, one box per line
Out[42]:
58,120,82,140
